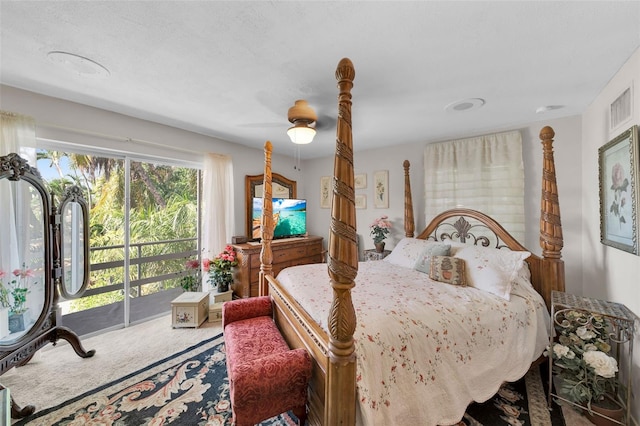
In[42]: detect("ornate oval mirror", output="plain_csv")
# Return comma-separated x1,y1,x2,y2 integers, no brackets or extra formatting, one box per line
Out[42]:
1,153,94,420
57,186,90,299
0,156,49,344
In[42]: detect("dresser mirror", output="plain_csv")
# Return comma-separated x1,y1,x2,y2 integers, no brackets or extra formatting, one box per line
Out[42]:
0,153,94,419
245,173,296,237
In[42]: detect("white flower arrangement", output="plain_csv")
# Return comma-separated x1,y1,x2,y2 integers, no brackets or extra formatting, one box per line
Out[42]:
550,309,619,410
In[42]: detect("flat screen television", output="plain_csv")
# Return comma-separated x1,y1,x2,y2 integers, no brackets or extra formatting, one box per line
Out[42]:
252,197,307,240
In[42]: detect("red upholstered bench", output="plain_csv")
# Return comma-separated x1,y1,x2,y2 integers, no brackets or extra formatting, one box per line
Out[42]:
222,296,312,426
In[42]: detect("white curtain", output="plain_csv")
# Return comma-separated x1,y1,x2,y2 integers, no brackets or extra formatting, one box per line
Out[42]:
201,153,234,291
1,111,36,160
0,111,44,318
424,130,525,242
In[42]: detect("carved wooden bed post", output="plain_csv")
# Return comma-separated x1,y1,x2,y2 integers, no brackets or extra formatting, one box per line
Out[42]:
403,160,415,238
539,126,565,307
259,141,274,297
326,57,358,425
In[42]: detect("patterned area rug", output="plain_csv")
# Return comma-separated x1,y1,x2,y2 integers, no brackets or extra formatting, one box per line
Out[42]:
463,362,565,426
17,333,564,425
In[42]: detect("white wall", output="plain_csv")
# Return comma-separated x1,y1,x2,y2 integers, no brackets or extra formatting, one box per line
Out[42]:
302,116,584,296
0,85,305,238
581,48,640,424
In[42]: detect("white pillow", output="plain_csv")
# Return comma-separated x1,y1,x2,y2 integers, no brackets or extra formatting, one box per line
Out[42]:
453,245,531,300
383,238,431,269
414,242,451,274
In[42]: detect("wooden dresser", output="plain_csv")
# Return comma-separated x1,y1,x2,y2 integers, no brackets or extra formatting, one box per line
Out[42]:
231,236,324,298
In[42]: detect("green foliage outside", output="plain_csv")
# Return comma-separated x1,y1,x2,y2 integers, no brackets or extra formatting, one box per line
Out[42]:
37,150,199,314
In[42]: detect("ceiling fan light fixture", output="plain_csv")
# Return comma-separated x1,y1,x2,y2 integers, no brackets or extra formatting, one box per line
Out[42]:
287,123,316,144
287,100,318,144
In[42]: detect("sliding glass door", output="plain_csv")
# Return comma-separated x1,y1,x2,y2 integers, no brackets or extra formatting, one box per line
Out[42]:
36,146,200,336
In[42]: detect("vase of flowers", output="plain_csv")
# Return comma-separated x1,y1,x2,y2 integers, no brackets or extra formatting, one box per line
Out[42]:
209,245,238,293
550,309,622,424
370,216,392,252
0,264,35,333
180,259,202,292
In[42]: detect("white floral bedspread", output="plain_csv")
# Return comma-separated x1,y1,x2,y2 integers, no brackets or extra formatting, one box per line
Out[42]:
276,261,550,426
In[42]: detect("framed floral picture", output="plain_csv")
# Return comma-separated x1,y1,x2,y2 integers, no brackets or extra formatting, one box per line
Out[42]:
373,170,389,208
355,194,366,209
354,173,367,189
599,125,639,255
320,176,331,209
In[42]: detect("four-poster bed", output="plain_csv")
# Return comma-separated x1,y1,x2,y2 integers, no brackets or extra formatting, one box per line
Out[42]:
256,58,565,425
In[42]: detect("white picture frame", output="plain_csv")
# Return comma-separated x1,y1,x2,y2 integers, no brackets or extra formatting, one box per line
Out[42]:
373,170,389,208
355,194,366,209
354,173,367,189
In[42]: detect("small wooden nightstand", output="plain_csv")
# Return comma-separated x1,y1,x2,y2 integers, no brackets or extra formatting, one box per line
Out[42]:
363,249,391,261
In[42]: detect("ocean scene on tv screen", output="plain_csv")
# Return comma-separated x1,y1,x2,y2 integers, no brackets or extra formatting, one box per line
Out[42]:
252,198,307,239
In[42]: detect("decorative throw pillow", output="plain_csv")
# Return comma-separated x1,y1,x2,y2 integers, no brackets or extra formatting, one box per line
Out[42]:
453,245,531,300
429,256,467,286
414,243,451,274
383,238,431,269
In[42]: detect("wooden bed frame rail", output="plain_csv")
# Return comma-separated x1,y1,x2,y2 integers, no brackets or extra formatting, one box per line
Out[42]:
258,58,565,425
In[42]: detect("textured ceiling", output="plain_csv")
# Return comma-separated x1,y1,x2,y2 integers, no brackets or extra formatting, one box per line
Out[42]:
1,1,639,159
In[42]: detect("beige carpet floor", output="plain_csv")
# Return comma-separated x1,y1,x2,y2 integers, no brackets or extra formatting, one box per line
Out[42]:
2,314,592,425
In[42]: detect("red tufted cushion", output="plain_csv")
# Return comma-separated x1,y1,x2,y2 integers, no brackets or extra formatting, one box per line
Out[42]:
223,297,312,426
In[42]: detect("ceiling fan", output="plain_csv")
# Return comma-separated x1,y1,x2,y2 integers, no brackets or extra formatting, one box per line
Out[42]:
237,94,336,143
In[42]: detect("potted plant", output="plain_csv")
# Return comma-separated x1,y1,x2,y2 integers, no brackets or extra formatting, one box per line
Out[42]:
208,245,238,293
180,259,202,292
369,216,392,252
0,264,35,333
550,309,622,425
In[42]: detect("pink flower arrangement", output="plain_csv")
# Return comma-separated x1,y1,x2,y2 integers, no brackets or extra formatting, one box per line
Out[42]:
202,258,211,273
180,259,202,292
212,245,238,272
370,215,392,243
209,245,238,292
13,267,35,280
0,264,36,313
185,259,200,270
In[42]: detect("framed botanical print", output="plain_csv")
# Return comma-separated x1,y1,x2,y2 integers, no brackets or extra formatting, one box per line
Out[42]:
355,194,366,209
354,173,367,189
320,176,331,209
598,125,639,255
373,170,389,208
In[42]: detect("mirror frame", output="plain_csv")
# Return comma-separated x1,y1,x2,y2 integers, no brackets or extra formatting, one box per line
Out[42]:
56,185,90,300
0,154,52,343
245,173,296,237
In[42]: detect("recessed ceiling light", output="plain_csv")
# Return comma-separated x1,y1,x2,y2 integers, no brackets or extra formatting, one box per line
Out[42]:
47,51,110,77
444,98,485,113
535,105,564,114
